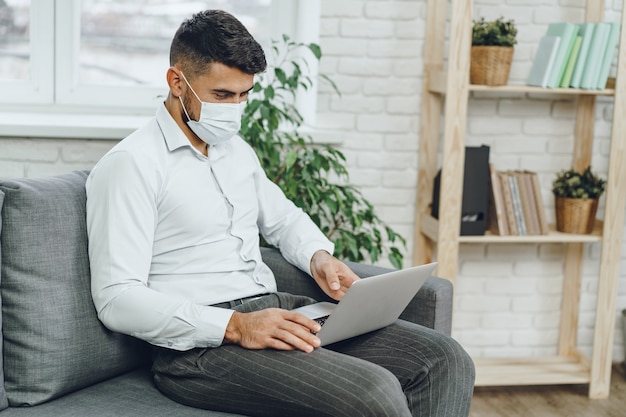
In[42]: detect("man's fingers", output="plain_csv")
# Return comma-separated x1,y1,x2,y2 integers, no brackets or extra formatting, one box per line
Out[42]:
273,313,321,352
285,311,322,333
233,309,322,352
322,263,341,291
274,328,319,353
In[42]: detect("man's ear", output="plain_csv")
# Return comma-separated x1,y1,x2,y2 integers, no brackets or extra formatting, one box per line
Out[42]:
166,67,183,97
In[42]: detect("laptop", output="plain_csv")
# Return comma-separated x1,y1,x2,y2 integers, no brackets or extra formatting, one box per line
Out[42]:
292,262,437,346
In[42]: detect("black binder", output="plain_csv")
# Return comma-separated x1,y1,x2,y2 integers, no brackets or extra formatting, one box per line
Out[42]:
431,145,490,236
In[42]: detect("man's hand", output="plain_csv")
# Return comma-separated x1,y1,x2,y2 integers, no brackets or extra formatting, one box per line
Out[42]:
310,250,360,301
223,309,322,353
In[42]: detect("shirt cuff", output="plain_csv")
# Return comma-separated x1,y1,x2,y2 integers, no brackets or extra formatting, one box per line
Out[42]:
298,240,335,276
199,307,236,348
153,306,235,351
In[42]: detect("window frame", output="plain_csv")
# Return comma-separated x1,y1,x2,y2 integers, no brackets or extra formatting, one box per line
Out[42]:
1,0,54,104
54,0,169,111
0,0,321,139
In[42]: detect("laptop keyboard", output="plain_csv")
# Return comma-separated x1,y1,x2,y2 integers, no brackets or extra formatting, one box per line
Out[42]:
315,316,329,327
311,315,329,334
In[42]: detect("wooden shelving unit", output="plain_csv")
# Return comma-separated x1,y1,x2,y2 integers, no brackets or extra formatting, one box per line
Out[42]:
413,0,626,398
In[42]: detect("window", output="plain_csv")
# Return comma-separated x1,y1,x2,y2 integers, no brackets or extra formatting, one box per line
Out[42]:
0,0,53,104
0,0,320,138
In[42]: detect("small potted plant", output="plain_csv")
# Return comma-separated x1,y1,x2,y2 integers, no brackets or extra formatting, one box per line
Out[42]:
552,166,606,234
471,16,517,86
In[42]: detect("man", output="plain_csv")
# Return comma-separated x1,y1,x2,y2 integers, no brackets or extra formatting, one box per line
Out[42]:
86,9,474,417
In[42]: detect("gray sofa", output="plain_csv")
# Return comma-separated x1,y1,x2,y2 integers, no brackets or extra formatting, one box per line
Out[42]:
0,170,453,416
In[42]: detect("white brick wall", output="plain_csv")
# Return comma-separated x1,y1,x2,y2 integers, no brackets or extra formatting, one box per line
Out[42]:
0,138,115,178
316,0,626,363
0,0,624,363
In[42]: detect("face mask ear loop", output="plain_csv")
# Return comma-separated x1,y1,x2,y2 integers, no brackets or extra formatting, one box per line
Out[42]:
179,71,202,103
178,96,194,123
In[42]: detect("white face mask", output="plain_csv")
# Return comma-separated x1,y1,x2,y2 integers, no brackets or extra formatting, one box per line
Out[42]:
178,72,246,146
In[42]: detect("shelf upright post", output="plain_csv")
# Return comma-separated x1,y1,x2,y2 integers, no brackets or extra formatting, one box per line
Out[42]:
413,0,448,267
589,0,626,399
433,0,473,282
572,0,603,171
558,0,604,363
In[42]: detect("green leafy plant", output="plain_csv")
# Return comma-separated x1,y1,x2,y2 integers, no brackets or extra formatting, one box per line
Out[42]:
472,17,518,47
240,36,406,268
552,166,606,199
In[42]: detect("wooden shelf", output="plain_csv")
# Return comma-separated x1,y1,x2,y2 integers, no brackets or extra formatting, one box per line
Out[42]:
421,214,603,244
469,84,615,96
426,69,616,96
475,355,591,387
415,0,626,399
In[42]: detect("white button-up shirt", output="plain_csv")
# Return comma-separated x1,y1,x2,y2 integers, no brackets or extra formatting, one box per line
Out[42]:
86,103,334,351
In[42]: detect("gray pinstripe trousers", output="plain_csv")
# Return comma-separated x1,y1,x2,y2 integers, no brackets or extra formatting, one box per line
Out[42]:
152,293,475,417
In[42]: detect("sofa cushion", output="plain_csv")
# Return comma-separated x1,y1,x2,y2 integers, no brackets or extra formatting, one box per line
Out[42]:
0,171,149,406
0,369,247,417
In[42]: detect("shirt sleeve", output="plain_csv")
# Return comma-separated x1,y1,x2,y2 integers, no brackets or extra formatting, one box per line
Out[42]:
86,151,233,350
251,150,335,275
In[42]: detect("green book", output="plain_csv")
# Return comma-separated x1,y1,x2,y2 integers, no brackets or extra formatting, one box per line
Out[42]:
560,35,582,88
570,23,596,88
596,22,621,89
546,22,579,88
527,36,561,88
581,22,610,89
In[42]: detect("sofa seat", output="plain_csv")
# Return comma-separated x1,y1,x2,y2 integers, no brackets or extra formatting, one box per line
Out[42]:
0,171,453,416
0,368,246,417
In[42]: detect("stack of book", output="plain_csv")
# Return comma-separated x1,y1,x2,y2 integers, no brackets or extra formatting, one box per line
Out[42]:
488,167,549,236
527,21,621,89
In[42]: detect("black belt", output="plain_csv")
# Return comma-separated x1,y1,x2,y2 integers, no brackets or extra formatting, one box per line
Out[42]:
211,293,271,309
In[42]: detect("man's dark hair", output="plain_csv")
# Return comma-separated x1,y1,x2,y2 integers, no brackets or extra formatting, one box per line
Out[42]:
170,10,267,78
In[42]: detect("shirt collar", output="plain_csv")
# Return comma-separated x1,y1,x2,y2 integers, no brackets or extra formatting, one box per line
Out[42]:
156,102,192,153
155,102,230,161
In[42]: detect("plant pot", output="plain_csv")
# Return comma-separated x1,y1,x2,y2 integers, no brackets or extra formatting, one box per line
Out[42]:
470,46,514,86
555,196,599,234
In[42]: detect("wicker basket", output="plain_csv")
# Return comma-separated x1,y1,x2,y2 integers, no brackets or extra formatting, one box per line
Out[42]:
470,46,514,86
555,197,599,234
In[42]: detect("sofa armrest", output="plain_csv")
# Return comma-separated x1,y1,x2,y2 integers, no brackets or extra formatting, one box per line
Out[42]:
260,247,453,336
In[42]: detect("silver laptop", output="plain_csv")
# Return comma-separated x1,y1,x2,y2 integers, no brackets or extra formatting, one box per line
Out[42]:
292,262,438,346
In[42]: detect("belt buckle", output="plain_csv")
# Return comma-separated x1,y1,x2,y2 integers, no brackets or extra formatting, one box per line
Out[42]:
231,293,268,307
232,298,246,306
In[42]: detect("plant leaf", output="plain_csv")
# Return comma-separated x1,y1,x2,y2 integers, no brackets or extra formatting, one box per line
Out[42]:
239,36,406,266
308,43,322,59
